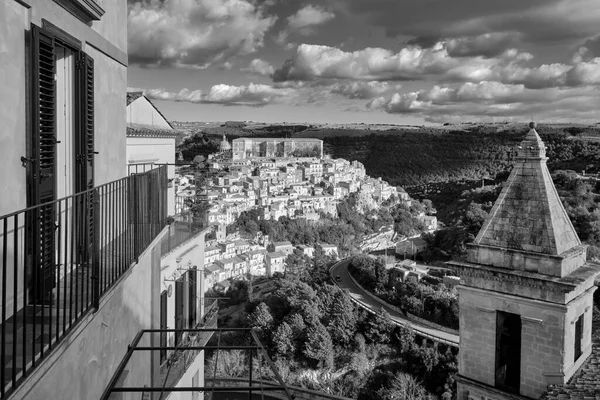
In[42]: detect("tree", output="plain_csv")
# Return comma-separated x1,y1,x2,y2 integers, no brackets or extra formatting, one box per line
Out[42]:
247,302,274,343
303,322,334,368
377,373,434,400
272,322,294,358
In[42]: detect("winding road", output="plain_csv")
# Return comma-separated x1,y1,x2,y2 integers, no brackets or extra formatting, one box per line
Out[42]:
330,258,459,347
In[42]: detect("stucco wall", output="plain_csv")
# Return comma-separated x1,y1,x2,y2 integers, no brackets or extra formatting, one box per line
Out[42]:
127,97,173,129
0,0,28,217
166,352,205,400
0,0,128,215
91,0,127,53
161,231,207,354
10,228,167,400
88,44,127,185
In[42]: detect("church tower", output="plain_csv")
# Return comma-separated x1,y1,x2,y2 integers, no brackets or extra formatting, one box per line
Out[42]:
448,123,600,400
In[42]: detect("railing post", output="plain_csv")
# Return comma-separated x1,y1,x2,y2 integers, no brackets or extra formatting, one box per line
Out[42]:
133,173,140,263
92,189,101,310
248,347,253,400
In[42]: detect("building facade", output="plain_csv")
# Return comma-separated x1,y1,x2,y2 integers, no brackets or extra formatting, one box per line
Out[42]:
232,138,323,160
0,0,170,398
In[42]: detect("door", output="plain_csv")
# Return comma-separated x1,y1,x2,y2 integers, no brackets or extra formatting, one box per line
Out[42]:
160,290,168,364
175,276,185,346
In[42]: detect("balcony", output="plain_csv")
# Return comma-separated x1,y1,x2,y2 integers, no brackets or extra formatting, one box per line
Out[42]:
101,327,294,400
0,166,168,398
128,163,213,256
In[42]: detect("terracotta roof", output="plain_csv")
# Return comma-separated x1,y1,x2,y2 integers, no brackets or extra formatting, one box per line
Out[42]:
127,91,143,106
542,329,600,400
474,127,581,256
126,126,180,138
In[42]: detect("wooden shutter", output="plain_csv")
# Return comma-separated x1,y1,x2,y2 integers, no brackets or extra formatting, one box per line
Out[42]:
188,268,197,327
160,291,168,364
75,52,95,268
30,24,58,302
81,52,94,191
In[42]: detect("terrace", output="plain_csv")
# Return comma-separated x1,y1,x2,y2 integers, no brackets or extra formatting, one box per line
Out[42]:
0,166,168,398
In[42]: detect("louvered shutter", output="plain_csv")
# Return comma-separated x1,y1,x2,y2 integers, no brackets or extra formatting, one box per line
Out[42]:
82,52,94,191
75,52,95,270
31,25,58,302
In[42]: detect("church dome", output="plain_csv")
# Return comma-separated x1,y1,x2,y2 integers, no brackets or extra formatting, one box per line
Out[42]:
220,135,231,152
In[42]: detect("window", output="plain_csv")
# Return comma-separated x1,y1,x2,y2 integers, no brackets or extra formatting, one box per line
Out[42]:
160,291,168,364
495,311,521,394
575,314,584,362
188,267,197,327
28,21,94,302
174,275,185,346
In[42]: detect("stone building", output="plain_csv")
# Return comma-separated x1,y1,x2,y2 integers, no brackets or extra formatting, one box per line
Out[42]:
448,123,600,399
232,138,323,160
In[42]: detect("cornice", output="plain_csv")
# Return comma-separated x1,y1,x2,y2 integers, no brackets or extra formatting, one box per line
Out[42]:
447,260,574,293
53,0,105,23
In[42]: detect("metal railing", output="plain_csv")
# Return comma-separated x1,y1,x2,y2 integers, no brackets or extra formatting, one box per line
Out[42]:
128,163,213,256
100,328,293,400
0,166,167,398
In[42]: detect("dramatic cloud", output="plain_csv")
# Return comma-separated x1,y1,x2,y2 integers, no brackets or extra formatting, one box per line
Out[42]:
366,81,600,122
287,5,335,32
242,58,275,76
348,0,600,46
272,43,526,82
143,83,295,106
128,0,276,68
445,32,521,58
276,5,335,45
329,81,393,99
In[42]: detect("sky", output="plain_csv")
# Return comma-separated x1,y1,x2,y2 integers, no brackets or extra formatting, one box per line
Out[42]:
127,0,600,125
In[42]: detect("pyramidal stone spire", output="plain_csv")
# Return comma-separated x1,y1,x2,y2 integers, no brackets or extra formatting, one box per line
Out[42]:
468,122,586,277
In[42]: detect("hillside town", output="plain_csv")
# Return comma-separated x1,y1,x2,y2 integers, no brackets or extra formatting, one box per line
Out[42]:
172,135,423,289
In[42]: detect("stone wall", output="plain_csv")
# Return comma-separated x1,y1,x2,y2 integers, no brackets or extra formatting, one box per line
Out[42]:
457,284,595,398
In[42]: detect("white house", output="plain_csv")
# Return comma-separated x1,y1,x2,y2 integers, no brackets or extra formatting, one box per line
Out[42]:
126,91,179,215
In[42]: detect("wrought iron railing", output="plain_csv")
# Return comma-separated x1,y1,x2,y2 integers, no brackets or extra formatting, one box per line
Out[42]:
128,163,213,256
0,166,167,398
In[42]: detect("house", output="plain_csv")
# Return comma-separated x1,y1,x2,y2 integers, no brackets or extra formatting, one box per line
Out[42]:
420,215,438,232
318,243,339,259
204,245,222,264
296,245,315,258
126,92,179,216
270,241,294,255
266,251,286,276
0,2,210,398
395,237,428,256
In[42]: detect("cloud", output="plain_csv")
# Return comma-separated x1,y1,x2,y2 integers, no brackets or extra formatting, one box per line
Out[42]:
142,83,295,106
329,81,393,99
366,81,600,123
272,43,514,82
242,58,275,76
445,32,521,58
275,5,335,48
287,5,335,32
347,0,600,47
128,0,276,68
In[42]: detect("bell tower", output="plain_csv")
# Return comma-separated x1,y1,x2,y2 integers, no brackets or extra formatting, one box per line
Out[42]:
448,123,600,400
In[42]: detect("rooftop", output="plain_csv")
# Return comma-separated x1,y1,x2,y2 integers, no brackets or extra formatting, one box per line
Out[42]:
474,126,581,256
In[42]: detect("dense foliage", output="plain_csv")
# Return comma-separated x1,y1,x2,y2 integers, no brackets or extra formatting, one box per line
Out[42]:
205,254,458,399
229,194,400,255
323,125,600,188
348,255,459,330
